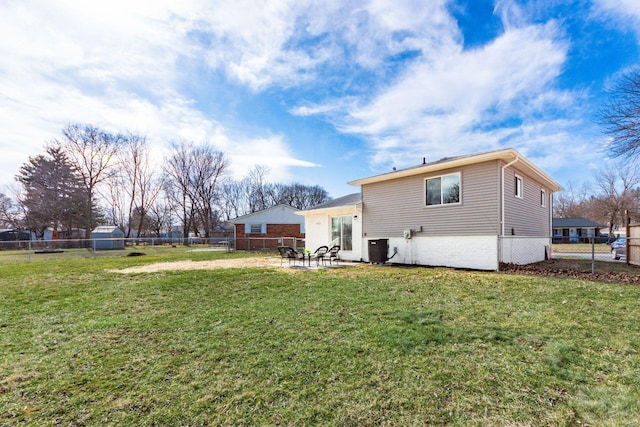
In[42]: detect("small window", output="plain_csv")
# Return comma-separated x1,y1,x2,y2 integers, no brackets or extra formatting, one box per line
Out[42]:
250,223,263,234
541,189,546,207
515,175,523,199
426,173,460,206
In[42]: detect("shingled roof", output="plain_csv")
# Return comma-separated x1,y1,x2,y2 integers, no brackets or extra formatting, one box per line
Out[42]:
552,218,603,228
303,192,361,211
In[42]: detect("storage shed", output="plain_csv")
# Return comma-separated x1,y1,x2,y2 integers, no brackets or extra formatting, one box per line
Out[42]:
91,226,125,250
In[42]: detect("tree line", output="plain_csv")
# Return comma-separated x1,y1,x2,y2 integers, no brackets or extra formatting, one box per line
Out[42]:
1,123,330,239
555,67,640,234
554,162,640,235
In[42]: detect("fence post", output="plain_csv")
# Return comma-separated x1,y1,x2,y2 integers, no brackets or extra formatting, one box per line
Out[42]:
591,237,595,274
626,209,630,265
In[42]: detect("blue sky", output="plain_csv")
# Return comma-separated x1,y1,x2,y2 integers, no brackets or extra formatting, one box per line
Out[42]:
1,0,640,199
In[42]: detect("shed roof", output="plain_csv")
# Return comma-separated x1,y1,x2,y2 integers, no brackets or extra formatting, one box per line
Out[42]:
92,226,123,233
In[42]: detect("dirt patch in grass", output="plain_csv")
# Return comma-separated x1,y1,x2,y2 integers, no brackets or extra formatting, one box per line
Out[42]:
111,257,278,274
110,257,354,274
501,259,640,284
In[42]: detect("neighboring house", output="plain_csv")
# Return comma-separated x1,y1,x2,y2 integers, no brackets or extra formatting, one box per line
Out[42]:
231,204,305,250
0,229,30,249
43,227,86,240
91,226,125,250
300,148,562,270
0,229,30,241
295,193,363,261
553,218,603,243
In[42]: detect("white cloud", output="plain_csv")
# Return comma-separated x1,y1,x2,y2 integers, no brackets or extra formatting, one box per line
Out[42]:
204,127,321,182
0,0,625,194
0,0,319,187
591,0,640,46
592,0,640,22
331,20,572,169
182,0,461,90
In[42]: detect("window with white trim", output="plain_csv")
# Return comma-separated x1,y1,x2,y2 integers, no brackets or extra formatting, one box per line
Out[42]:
249,223,265,234
515,175,523,199
425,173,460,206
541,189,547,207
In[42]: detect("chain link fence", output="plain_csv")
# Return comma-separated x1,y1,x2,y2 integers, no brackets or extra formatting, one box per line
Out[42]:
499,235,635,273
0,236,305,263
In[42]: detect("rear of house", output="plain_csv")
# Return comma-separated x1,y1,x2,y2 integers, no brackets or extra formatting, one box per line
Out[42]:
296,193,363,262
349,149,561,270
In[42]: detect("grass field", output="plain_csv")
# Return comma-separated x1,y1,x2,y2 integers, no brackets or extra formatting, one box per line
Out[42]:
552,243,612,254
1,250,639,426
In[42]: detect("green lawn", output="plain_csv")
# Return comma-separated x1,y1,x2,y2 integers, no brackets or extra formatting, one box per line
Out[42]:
553,243,611,254
1,251,639,426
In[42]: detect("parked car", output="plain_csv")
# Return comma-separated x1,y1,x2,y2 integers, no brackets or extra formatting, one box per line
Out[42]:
611,238,627,260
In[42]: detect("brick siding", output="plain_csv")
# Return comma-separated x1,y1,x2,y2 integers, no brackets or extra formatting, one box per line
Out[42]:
235,223,304,250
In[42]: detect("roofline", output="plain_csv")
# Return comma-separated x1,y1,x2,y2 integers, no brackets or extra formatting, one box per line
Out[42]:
348,148,563,192
296,201,362,215
229,204,299,223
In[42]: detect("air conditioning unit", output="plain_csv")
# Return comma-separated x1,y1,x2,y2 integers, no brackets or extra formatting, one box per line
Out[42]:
368,239,389,263
403,229,412,239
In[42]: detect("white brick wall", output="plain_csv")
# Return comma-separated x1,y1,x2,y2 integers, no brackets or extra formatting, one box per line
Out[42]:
381,235,499,270
500,236,550,265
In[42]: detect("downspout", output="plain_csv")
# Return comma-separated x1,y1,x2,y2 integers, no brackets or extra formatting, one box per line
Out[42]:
501,155,520,237
549,190,553,250
499,155,519,269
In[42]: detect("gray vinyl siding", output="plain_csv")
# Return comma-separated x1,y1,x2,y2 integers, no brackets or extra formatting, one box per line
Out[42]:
503,165,551,236
362,160,502,237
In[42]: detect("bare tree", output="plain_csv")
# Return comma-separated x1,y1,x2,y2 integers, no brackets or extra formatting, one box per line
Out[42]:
104,175,128,230
189,145,228,237
240,165,331,212
0,191,19,228
593,163,640,234
269,182,330,209
598,69,640,159
163,141,228,240
57,123,124,233
553,180,591,218
219,179,247,221
147,195,174,238
245,165,270,213
114,134,161,237
164,141,196,242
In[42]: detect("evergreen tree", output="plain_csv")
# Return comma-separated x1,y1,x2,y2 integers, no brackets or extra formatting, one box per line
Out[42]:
15,145,88,238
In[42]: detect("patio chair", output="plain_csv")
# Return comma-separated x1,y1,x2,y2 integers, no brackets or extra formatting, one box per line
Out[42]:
277,246,301,265
309,245,329,266
323,245,340,265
